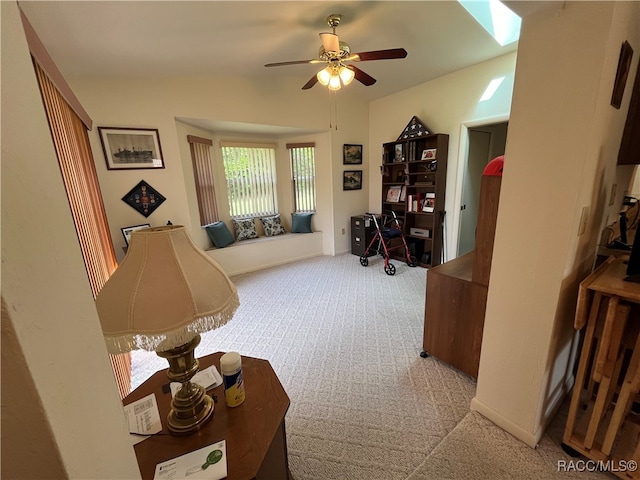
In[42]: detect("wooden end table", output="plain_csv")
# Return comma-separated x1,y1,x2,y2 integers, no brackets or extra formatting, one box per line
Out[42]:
123,352,291,480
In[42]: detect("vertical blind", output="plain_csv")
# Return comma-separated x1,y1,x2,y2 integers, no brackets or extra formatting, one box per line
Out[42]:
288,143,317,213
220,141,278,217
33,61,132,399
187,135,218,226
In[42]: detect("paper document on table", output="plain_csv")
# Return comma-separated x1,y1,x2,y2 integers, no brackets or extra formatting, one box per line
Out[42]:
170,365,223,397
153,440,227,480
124,393,162,444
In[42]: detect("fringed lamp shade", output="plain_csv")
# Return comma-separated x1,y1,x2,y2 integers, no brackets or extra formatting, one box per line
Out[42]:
96,225,239,354
95,225,239,435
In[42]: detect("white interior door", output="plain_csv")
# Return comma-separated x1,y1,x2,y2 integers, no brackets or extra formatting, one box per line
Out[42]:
458,130,491,256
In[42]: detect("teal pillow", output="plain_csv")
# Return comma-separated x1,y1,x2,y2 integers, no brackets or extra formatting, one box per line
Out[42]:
291,212,313,233
260,214,286,237
204,222,235,248
232,217,258,241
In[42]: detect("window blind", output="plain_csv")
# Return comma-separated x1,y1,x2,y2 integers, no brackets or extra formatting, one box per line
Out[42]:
187,135,218,226
288,144,317,213
220,145,278,218
33,61,131,399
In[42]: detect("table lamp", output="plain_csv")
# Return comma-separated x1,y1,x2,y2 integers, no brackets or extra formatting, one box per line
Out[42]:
96,225,239,435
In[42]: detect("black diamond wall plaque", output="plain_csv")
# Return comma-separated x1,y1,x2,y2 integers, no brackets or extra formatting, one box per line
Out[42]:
397,116,433,141
122,180,166,218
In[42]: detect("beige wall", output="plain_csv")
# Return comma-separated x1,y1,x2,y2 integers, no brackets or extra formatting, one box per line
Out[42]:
67,75,370,261
473,0,640,447
369,52,517,258
1,2,140,477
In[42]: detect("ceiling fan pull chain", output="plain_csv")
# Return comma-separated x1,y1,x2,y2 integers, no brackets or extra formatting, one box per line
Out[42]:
328,89,332,129
333,91,338,131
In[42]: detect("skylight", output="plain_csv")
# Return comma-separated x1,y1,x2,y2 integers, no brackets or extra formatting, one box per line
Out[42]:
458,0,521,46
479,76,506,101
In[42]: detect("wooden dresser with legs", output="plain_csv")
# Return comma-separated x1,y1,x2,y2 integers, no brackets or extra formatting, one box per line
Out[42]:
563,257,640,479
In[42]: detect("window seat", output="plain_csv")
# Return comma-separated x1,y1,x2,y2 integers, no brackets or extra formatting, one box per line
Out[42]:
206,231,323,276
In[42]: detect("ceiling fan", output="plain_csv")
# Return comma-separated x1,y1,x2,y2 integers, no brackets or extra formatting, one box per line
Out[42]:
264,14,408,91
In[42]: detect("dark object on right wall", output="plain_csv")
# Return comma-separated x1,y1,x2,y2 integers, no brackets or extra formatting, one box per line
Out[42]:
617,46,640,165
625,227,640,282
611,41,633,109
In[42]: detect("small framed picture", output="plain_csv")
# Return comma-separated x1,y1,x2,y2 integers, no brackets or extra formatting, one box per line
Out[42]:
394,144,404,163
611,41,634,109
121,224,150,246
343,170,363,190
343,144,363,164
99,127,165,170
421,148,437,160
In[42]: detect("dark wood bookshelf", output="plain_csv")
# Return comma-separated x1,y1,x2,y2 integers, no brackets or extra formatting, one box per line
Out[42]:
381,133,449,268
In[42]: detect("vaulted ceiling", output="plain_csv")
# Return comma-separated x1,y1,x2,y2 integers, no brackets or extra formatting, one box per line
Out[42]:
19,1,555,102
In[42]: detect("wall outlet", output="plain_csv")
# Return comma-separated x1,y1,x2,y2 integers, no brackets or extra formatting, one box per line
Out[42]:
341,228,345,235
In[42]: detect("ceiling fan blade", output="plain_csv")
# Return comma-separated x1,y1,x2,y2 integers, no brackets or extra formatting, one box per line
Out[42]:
349,65,376,86
351,48,408,62
265,59,325,67
302,75,319,90
319,32,340,53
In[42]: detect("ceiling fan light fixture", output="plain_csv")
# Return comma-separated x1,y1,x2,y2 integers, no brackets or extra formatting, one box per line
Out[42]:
317,67,332,86
339,66,355,86
319,32,340,53
328,74,342,91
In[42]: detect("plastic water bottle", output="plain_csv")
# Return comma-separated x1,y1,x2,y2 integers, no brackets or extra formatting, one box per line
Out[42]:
220,352,245,407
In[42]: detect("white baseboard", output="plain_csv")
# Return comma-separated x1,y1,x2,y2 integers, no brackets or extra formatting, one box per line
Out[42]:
470,397,540,448
470,374,575,449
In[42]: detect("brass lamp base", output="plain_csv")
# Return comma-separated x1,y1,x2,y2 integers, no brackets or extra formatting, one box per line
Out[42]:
157,334,214,435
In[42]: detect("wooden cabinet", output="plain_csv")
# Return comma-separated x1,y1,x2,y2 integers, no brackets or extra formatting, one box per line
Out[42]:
381,134,449,268
422,174,501,378
423,252,488,378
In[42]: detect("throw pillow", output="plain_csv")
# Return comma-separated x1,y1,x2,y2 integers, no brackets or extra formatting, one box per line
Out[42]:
204,222,235,248
232,217,258,241
260,214,286,237
291,212,313,233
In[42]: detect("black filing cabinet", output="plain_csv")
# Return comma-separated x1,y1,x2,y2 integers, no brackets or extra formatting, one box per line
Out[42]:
351,215,375,256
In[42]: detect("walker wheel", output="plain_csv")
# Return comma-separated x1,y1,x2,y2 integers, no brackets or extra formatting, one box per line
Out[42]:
360,256,369,267
384,263,396,276
407,255,418,267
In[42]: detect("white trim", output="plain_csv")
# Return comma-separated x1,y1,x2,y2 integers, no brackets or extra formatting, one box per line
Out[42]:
469,396,539,448
469,374,574,449
451,114,510,258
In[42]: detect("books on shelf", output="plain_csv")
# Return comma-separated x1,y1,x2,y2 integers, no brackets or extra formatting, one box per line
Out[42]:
422,192,436,212
399,186,407,202
386,185,402,203
407,193,424,212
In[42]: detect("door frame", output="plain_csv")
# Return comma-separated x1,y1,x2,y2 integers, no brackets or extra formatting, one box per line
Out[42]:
451,114,509,259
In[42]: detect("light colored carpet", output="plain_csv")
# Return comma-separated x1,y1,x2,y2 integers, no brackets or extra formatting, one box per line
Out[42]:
131,253,613,480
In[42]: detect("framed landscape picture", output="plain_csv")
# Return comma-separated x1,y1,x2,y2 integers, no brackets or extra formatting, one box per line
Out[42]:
343,170,363,190
343,144,363,164
99,127,165,170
